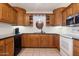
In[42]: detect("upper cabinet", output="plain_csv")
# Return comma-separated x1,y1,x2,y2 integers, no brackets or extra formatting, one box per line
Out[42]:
0,3,17,25
62,3,79,26
14,7,26,26
46,14,55,26
53,7,65,26
72,3,79,15
66,4,73,17
26,14,33,26
62,9,67,26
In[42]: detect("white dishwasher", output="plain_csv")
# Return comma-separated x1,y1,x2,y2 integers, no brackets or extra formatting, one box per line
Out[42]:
60,35,73,56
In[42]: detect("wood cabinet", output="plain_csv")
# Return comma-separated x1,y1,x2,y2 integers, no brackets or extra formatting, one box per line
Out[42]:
46,14,54,26
0,37,14,56
66,4,73,17
22,34,60,48
0,3,17,25
25,13,55,26
73,39,79,56
62,3,79,26
54,34,60,50
25,14,30,26
40,35,54,47
5,37,14,56
62,10,67,25
22,34,40,47
53,7,65,26
14,7,26,26
0,40,5,56
72,3,79,15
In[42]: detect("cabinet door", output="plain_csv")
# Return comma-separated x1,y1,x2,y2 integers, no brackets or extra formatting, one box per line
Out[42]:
54,13,62,26
47,35,54,47
40,35,54,48
0,4,3,20
30,35,40,47
49,14,55,26
40,35,47,47
0,40,5,56
62,11,67,26
25,14,30,26
54,34,60,50
73,47,79,56
73,39,79,56
22,35,30,47
5,37,14,56
66,5,73,17
2,5,9,23
76,4,79,13
22,34,40,47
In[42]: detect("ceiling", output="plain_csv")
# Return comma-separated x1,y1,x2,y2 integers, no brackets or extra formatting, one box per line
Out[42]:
10,3,70,13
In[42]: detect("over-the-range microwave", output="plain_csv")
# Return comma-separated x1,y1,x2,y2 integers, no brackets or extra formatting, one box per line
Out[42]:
75,14,79,24
66,16,74,26
66,14,79,26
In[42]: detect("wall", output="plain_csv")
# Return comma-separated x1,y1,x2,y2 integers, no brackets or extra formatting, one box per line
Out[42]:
13,26,72,34
0,22,13,35
0,22,74,35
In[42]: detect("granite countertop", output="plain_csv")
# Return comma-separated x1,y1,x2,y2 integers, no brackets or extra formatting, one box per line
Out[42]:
0,32,79,40
0,33,23,39
0,33,59,39
23,33,59,35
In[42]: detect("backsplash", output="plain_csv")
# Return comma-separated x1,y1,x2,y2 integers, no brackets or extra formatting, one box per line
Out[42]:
0,22,13,35
0,22,76,35
13,26,68,34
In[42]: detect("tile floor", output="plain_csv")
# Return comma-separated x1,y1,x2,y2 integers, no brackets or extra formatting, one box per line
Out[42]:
18,48,60,56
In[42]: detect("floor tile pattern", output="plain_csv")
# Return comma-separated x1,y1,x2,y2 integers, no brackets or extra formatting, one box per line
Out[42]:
18,48,60,56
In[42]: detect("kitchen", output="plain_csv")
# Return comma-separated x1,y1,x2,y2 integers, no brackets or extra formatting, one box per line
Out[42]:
0,3,79,56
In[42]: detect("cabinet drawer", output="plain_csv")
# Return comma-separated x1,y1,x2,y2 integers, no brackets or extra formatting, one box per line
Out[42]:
73,39,79,47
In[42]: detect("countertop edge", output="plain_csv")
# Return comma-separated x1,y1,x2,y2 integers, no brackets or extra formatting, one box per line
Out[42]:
0,33,59,40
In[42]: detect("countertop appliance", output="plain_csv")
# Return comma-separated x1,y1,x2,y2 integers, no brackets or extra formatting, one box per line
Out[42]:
15,28,20,34
66,16,74,26
60,35,73,56
75,14,79,24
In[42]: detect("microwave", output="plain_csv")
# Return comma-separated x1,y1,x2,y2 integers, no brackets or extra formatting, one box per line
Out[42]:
66,16,74,25
75,14,79,24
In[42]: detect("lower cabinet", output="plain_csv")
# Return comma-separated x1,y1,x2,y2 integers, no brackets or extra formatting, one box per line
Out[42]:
0,37,14,56
40,35,54,48
54,34,60,50
73,39,79,56
22,34,60,48
0,40,5,56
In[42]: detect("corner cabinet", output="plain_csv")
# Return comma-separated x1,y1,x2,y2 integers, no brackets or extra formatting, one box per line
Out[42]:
0,3,17,25
53,7,65,26
0,37,14,56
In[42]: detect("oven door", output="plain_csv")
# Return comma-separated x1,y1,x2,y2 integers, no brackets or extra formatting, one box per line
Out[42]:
60,36,73,56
